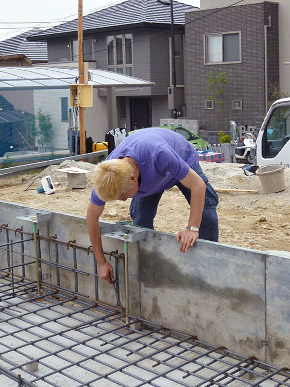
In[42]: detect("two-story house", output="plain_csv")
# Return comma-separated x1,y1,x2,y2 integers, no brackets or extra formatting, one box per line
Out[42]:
28,0,196,133
184,0,281,139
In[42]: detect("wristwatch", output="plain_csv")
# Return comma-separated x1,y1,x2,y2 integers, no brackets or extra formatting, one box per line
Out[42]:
186,226,199,232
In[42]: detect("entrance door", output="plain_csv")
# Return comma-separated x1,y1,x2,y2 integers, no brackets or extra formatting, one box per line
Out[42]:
130,98,152,130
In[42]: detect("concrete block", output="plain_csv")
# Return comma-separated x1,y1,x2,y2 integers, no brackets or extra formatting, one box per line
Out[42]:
67,172,87,189
26,361,38,373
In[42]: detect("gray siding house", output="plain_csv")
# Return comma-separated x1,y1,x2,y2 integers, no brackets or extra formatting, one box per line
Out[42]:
184,1,279,136
28,0,196,132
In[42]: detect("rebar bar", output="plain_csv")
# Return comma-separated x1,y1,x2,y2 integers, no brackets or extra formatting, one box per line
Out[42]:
32,218,41,294
123,233,130,324
1,224,290,386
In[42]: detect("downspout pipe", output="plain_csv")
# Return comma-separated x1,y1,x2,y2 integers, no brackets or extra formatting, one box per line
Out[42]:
264,16,271,113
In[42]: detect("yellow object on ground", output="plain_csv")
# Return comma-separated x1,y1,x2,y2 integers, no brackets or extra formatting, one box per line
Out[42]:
92,142,108,152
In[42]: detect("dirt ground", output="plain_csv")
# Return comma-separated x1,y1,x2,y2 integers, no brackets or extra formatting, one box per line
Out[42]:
0,160,289,252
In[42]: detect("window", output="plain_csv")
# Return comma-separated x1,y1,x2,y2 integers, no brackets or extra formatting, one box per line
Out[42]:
174,34,182,57
107,34,133,75
204,32,241,64
84,39,94,61
262,106,290,158
232,100,243,110
61,97,68,122
70,39,94,61
205,100,214,110
175,127,191,140
71,40,78,61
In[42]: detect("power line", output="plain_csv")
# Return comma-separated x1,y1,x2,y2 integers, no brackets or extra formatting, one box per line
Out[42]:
0,21,72,25
0,0,246,61
184,0,246,27
0,1,122,29
48,0,247,63
0,1,120,41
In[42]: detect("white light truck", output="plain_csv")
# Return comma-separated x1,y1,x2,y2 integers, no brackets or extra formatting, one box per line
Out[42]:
256,97,290,168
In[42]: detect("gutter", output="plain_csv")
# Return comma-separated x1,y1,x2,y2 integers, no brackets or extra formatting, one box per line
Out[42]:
26,22,186,42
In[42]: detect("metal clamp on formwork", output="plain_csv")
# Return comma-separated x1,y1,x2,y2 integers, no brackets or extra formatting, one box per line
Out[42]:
16,211,52,295
16,210,52,224
102,222,147,324
101,221,147,243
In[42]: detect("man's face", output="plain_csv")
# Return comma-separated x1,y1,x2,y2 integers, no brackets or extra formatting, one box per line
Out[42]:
117,175,138,201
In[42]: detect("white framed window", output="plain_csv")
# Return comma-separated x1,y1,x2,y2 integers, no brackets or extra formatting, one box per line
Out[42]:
107,34,133,75
204,32,241,64
205,100,214,110
232,100,243,110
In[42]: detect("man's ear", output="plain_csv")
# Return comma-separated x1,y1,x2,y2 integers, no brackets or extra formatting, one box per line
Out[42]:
130,174,137,181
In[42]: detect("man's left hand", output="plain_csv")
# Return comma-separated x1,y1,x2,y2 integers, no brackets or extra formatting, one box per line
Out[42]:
176,230,199,253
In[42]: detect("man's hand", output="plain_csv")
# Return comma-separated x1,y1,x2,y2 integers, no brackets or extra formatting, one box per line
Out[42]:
98,261,115,284
176,230,198,253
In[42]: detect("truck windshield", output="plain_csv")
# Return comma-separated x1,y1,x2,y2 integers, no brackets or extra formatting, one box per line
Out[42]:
263,105,290,158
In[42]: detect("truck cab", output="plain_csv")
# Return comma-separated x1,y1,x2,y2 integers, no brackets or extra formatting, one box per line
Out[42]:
256,97,290,168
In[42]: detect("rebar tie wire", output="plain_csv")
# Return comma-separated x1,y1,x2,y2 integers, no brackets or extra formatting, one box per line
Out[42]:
1,224,125,309
0,276,290,386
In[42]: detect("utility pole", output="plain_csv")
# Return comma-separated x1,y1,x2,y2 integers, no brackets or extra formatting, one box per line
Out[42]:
78,0,86,155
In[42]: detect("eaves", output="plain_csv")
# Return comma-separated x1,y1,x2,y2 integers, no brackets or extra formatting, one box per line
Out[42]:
27,22,185,42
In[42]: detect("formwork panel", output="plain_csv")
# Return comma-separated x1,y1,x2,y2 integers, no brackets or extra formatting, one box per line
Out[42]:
138,232,267,359
266,253,290,365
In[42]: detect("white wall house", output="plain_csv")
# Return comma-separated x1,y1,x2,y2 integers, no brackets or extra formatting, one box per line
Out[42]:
33,88,109,150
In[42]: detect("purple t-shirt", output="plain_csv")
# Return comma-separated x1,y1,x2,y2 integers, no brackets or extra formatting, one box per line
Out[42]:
91,127,199,206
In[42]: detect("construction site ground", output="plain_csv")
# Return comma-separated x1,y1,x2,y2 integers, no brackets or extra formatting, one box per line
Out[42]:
0,160,289,253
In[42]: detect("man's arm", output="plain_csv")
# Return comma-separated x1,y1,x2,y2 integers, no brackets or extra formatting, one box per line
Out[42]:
176,168,206,253
86,201,115,284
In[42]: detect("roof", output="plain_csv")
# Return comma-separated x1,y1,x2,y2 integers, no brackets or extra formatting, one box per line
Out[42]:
0,94,13,111
28,0,197,41
0,66,154,90
0,29,47,62
0,109,32,124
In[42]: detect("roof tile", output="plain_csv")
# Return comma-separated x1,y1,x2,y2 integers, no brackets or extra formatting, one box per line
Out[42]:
28,0,196,40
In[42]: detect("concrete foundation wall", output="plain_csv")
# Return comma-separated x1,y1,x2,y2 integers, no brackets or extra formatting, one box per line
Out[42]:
0,201,289,367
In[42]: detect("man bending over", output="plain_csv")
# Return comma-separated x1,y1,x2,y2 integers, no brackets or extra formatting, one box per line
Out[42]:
87,127,219,283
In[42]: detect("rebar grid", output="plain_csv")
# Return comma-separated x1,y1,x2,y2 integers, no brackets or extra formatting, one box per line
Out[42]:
1,226,290,386
0,277,288,386
0,224,124,308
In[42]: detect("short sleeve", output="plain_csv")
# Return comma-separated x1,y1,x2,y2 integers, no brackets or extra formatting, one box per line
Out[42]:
91,188,106,207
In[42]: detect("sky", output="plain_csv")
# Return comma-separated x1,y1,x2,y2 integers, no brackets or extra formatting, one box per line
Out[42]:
0,0,200,42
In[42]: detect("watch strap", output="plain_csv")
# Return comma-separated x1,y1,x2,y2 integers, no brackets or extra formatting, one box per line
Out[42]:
186,226,199,232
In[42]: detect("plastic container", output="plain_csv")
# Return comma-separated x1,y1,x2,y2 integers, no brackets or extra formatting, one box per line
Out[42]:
92,142,108,152
256,165,286,194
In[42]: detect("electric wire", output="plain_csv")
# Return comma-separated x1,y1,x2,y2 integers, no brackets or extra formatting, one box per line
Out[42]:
47,0,247,62
1,0,246,62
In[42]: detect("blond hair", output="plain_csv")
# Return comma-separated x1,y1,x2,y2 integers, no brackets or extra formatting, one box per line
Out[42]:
93,159,133,201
